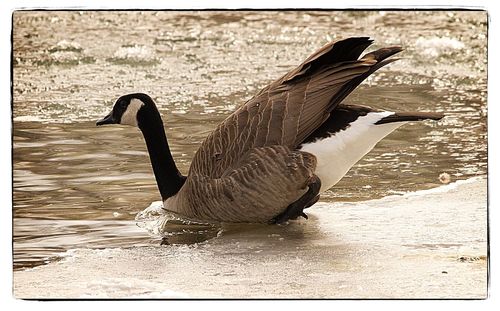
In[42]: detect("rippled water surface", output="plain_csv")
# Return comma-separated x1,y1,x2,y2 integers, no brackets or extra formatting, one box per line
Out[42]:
12,10,487,270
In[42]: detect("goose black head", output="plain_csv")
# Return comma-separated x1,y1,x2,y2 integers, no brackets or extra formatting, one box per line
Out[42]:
96,93,157,127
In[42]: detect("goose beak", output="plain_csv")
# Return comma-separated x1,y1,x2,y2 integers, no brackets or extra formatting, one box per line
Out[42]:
96,112,115,126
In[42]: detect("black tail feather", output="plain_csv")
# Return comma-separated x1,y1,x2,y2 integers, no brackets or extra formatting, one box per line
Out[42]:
283,37,374,83
375,112,445,125
327,46,404,113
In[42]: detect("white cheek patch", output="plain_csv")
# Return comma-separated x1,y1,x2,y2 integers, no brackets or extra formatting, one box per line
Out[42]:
120,98,144,127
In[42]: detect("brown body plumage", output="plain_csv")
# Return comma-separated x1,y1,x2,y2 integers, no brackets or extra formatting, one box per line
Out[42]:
97,37,444,224
167,37,403,222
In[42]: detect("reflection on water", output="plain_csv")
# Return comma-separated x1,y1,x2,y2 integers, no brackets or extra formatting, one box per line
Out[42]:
13,218,162,269
12,11,487,270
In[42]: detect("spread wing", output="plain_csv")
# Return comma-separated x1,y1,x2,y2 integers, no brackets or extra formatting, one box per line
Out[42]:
189,37,402,178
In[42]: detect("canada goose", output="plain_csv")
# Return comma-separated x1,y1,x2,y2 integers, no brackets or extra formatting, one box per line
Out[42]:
97,37,443,224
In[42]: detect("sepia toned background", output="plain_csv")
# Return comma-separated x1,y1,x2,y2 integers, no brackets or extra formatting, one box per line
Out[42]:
12,10,487,298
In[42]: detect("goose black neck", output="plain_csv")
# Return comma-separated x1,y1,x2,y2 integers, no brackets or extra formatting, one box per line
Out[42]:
137,105,185,200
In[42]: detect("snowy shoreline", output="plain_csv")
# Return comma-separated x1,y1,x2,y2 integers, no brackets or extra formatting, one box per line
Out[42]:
14,177,487,299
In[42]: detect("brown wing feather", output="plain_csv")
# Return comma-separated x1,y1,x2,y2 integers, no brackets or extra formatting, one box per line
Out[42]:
189,37,402,178
167,146,316,223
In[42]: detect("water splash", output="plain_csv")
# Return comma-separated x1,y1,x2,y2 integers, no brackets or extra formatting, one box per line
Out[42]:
135,201,221,244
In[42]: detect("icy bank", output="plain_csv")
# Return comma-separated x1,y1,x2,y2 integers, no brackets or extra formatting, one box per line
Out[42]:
14,177,487,299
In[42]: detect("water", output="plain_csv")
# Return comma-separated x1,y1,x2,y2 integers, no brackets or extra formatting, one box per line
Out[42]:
12,11,487,270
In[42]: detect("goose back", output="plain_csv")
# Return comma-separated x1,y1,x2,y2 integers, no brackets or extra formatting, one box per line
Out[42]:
188,37,402,178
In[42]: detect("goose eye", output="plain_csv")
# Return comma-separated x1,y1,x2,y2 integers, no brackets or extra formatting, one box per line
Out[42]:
115,100,127,114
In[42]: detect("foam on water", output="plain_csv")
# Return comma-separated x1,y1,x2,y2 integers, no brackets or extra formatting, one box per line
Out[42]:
50,40,83,53
415,36,465,57
108,45,159,65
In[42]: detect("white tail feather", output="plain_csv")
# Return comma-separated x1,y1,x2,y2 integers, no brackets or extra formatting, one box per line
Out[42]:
299,112,406,192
